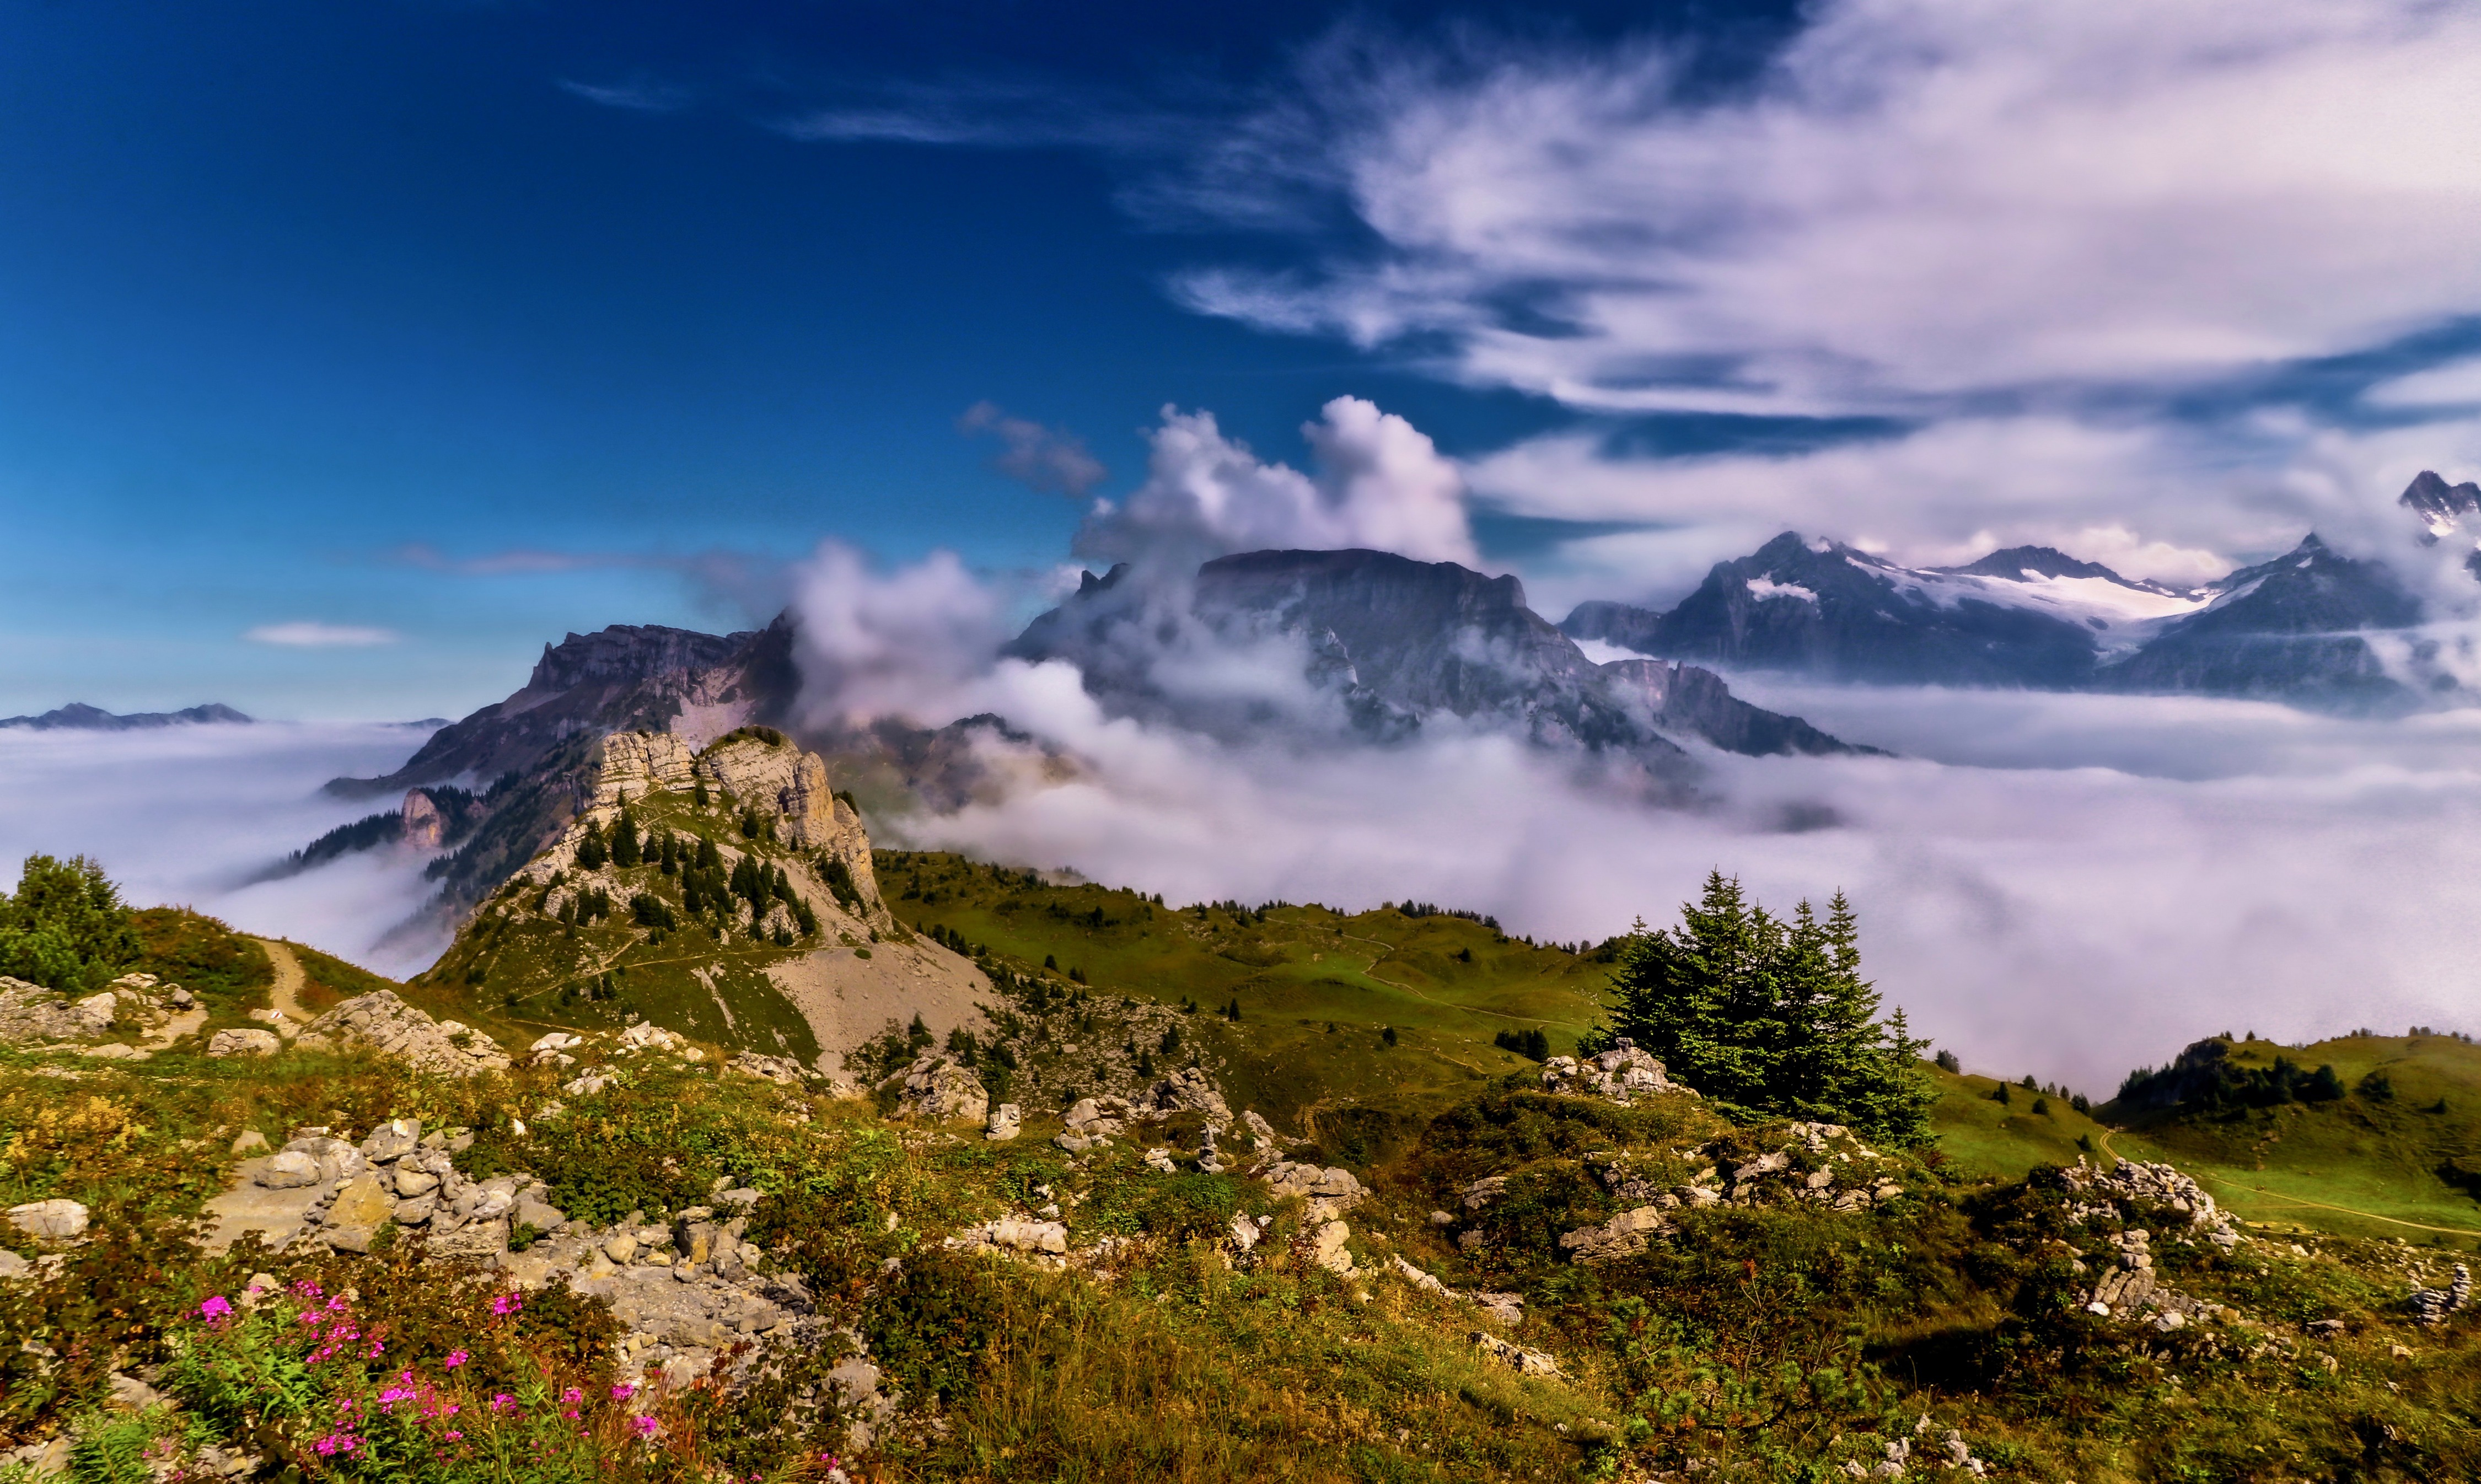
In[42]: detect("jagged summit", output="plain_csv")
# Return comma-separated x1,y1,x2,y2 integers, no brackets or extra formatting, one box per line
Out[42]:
2401,469,2481,545
327,617,797,797
0,702,253,730
1562,525,2435,711
1009,546,1863,764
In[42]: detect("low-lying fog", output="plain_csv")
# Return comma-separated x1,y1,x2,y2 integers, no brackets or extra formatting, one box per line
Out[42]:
0,722,450,978
9,682,2478,1096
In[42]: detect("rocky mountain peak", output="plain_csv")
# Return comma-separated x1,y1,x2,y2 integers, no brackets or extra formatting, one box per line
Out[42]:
2401,469,2481,544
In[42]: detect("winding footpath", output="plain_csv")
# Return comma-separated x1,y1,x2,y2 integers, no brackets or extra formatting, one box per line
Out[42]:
253,937,312,1023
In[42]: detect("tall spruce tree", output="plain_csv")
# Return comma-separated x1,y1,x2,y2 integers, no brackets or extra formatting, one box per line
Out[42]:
1605,873,1935,1146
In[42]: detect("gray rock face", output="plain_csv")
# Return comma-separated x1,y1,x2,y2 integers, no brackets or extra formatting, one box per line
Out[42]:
1141,1067,1231,1125
207,1028,282,1058
1006,549,1854,776
256,1150,321,1190
984,1104,1021,1142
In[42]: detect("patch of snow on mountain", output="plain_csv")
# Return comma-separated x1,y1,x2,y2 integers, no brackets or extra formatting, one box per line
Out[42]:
1746,577,1819,605
1882,567,2212,655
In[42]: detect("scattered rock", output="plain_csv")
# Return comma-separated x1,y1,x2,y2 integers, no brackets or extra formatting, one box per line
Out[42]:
731,1052,810,1083
230,1130,268,1155
6,1198,88,1242
1471,1331,1559,1376
952,1217,1070,1256
304,991,511,1075
1258,1160,1368,1218
1540,1039,1690,1104
207,1028,282,1058
1559,1206,1674,1263
885,1054,989,1123
1311,1219,1356,1276
985,1104,1021,1142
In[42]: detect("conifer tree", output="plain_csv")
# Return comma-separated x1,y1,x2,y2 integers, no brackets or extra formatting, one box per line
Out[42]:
611,806,641,868
1605,873,1935,1146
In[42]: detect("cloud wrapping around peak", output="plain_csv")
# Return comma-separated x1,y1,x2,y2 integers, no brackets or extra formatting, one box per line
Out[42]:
1077,396,1479,569
787,542,1011,727
244,621,399,648
1172,0,2481,416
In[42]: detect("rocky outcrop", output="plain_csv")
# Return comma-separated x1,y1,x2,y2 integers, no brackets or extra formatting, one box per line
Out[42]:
329,620,792,797
1256,1160,1368,1218
885,1054,989,1123
2411,1264,2471,1325
1558,1206,1674,1263
207,1028,282,1057
303,991,511,1075
0,978,116,1044
1140,1066,1232,1125
1540,1040,1690,1104
2060,1157,2241,1251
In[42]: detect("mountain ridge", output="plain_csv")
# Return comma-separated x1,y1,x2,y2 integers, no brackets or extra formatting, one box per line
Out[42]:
1562,497,2444,710
0,702,253,730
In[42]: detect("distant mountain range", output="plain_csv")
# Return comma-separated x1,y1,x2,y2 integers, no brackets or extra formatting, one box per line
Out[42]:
0,701,253,730
318,549,1864,913
1561,472,2463,712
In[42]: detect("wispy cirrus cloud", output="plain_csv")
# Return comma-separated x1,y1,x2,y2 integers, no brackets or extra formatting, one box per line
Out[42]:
244,621,399,648
770,78,1199,154
1164,2,2481,419
558,78,693,114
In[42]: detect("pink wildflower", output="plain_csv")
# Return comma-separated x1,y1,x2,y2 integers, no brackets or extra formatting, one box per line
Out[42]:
490,1394,515,1413
611,1383,635,1400
198,1295,233,1323
491,1291,524,1316
632,1416,659,1439
562,1388,583,1405
445,1349,469,1368
446,1432,463,1442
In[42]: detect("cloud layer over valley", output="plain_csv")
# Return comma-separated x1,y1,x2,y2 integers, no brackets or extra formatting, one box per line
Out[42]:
0,723,453,978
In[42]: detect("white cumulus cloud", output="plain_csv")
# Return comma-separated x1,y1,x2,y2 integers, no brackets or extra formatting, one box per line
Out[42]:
1078,396,1479,569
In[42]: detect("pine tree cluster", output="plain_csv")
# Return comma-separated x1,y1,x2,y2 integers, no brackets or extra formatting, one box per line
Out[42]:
1604,872,1936,1146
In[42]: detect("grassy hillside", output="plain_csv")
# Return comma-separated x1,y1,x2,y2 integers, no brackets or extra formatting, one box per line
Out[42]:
2102,1032,2481,1244
416,775,879,1064
1922,1063,2115,1181
876,851,1616,1134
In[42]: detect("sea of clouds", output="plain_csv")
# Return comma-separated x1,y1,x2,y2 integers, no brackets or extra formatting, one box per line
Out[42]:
0,722,452,978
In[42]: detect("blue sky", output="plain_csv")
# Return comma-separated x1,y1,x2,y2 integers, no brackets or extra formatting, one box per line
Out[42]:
8,0,2481,719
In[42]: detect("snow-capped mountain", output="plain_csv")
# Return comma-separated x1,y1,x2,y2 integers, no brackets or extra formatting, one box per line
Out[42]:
2401,469,2481,547
1564,519,2432,711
